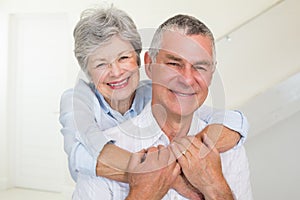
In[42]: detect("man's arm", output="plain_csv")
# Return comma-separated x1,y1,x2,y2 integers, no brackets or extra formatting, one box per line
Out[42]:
170,108,249,198
171,134,253,199
171,135,234,200
172,174,204,200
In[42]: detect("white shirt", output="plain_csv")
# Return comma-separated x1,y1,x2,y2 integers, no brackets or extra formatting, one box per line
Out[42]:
73,103,253,200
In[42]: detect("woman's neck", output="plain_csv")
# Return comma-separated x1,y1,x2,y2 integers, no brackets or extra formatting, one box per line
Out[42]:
106,92,136,115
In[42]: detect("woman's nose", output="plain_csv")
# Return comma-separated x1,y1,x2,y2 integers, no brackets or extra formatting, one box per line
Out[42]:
109,62,122,77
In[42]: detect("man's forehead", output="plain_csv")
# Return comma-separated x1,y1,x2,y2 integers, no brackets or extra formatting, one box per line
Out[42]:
159,30,213,63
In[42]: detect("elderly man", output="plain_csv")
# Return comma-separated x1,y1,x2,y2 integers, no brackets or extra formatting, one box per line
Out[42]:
124,14,253,200
72,13,252,200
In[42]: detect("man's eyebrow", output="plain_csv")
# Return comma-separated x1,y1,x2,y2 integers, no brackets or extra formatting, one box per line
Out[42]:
165,54,183,62
193,60,212,66
165,54,212,66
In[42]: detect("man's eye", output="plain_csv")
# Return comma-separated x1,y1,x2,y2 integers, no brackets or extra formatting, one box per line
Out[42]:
166,62,181,67
194,65,208,71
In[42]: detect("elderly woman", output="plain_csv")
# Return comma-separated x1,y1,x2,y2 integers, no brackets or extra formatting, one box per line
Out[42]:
59,6,248,198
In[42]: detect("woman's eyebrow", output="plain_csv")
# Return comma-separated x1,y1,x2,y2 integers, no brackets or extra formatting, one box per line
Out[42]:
117,49,134,57
90,57,107,63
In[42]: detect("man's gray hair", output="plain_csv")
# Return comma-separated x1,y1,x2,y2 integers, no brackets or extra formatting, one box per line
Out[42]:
149,14,216,64
73,6,142,75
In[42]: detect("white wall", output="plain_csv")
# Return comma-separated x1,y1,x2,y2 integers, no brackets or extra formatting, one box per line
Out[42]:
0,1,77,193
0,0,299,198
0,12,9,190
245,111,300,199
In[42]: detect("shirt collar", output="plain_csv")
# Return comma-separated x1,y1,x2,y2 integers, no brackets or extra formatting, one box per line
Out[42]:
147,104,206,145
91,83,137,118
91,80,151,119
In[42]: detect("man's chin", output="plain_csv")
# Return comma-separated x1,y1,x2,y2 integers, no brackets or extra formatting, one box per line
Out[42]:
168,106,197,117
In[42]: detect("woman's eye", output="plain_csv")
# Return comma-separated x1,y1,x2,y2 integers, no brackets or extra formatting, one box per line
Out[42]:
95,63,107,68
120,56,129,60
119,55,133,62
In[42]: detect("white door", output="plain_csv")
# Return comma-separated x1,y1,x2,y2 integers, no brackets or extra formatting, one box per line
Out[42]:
8,13,71,192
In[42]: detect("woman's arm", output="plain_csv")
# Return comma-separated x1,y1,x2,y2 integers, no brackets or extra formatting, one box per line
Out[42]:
60,79,248,182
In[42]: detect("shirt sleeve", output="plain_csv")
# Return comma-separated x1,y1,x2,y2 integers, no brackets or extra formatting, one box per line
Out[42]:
196,105,249,147
59,82,108,181
72,174,113,200
60,124,97,180
220,146,253,200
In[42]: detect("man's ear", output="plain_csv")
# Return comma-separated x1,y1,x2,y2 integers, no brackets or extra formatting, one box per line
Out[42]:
144,51,153,79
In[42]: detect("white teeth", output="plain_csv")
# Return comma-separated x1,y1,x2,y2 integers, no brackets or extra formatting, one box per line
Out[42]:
177,93,190,97
172,90,194,97
109,78,128,87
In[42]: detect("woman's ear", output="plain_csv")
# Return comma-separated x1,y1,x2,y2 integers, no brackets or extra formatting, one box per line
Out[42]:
144,51,153,79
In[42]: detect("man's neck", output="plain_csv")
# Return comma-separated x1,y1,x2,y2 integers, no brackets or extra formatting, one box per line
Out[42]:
151,103,193,141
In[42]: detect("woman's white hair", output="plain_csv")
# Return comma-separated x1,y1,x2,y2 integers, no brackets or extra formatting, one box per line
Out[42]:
73,6,142,77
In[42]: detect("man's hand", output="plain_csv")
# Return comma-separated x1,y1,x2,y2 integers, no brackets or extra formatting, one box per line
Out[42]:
126,146,180,200
95,125,240,182
172,173,204,200
171,135,234,200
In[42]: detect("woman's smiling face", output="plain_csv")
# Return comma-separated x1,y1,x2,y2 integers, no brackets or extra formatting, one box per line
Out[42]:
87,35,140,106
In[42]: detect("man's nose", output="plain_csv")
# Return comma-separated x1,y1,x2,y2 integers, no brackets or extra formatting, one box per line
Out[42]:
178,66,195,86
